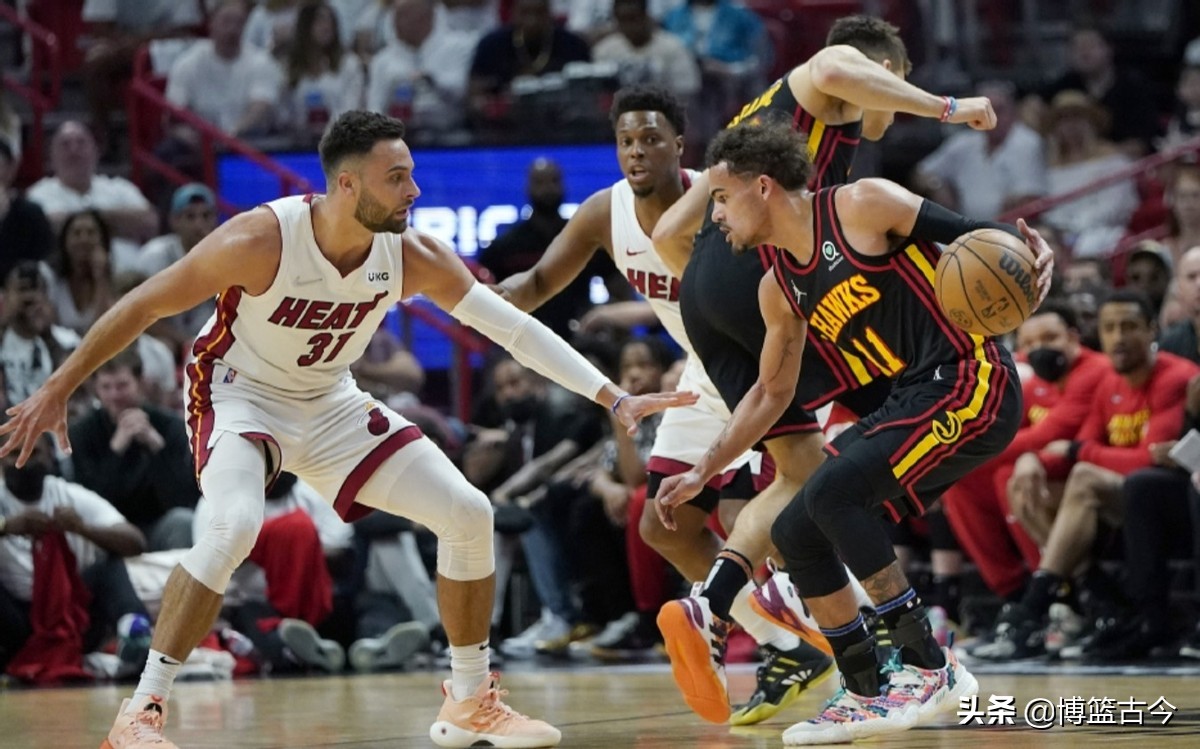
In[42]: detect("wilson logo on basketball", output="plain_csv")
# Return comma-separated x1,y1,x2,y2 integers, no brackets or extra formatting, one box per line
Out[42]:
998,254,1035,305
931,411,963,444
367,271,390,283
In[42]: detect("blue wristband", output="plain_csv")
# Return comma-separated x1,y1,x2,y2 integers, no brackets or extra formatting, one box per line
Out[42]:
611,393,631,415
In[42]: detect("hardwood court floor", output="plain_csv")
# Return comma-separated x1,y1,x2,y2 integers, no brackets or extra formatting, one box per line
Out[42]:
5,663,1199,748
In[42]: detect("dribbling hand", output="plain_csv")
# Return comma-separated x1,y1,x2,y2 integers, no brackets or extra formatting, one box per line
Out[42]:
653,470,706,531
613,390,699,436
948,97,997,130
0,384,71,467
1017,218,1055,309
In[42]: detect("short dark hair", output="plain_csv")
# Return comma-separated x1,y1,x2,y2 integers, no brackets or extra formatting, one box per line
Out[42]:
97,346,143,380
613,0,648,12
610,85,687,136
623,335,676,372
318,111,406,180
1029,299,1079,331
827,15,911,75
706,123,813,191
1100,289,1155,324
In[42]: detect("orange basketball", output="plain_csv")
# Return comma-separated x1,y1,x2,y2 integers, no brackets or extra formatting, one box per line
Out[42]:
935,228,1039,337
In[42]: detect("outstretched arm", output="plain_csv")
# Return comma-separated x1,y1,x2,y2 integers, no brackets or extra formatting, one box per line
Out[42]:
407,232,698,431
498,189,611,312
654,273,805,527
651,171,710,278
0,209,282,464
800,45,995,129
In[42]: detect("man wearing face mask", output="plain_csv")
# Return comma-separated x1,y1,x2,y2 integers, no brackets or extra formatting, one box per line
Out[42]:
972,291,1200,661
942,302,1108,603
480,356,604,658
0,433,147,671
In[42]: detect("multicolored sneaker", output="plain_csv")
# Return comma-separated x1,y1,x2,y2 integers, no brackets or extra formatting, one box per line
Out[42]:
749,569,832,655
429,672,561,748
657,594,733,723
884,647,978,724
781,685,918,745
101,698,178,748
729,642,836,726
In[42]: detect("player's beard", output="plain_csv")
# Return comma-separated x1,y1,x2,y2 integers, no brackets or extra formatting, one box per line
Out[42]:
355,186,407,233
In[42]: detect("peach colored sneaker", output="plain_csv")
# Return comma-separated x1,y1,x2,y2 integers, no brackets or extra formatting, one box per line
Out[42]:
100,698,178,748
429,672,561,748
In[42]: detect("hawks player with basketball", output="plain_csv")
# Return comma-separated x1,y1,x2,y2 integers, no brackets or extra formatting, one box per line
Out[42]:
498,85,835,720
0,112,696,749
648,15,1004,724
655,122,1053,744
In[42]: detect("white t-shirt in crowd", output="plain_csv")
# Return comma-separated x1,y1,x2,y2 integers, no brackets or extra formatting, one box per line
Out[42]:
0,326,79,406
916,122,1047,220
286,56,366,127
593,29,702,98
0,476,129,601
165,40,283,134
137,233,185,277
365,29,475,130
24,174,154,265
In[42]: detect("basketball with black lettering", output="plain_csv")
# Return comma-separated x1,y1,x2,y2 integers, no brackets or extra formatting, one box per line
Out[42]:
935,228,1038,336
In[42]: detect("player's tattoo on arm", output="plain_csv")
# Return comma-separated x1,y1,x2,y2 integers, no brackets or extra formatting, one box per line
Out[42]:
861,562,910,605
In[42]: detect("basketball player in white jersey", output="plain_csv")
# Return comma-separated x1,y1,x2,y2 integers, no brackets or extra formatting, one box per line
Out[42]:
0,111,696,749
498,87,835,725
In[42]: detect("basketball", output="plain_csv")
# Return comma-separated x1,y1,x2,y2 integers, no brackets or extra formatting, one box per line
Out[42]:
935,228,1039,336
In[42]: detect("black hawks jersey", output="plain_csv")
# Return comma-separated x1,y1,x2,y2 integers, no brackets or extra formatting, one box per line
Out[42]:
682,72,877,410
772,186,1008,386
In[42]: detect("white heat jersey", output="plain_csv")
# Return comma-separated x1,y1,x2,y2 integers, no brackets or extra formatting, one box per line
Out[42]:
609,171,729,416
189,194,404,395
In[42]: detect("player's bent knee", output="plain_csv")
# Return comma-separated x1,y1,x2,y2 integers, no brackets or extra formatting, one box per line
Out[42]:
436,484,495,581
181,496,265,594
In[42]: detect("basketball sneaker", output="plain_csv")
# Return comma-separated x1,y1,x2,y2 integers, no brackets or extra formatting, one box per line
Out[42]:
883,647,978,725
429,672,561,748
781,685,918,745
749,570,832,655
278,618,346,672
968,602,1046,661
101,698,178,748
657,593,733,723
729,642,836,726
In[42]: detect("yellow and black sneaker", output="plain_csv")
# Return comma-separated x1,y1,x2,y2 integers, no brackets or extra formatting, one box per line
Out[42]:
729,641,836,726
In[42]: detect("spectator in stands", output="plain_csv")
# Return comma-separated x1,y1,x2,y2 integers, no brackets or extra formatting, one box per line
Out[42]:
1123,240,1174,320
0,433,147,671
0,140,54,284
467,0,591,127
135,184,219,354
942,302,1108,602
484,358,604,657
365,0,475,134
1164,165,1200,265
914,80,1046,219
662,0,766,74
69,348,198,551
193,471,364,673
81,0,206,148
242,0,300,57
973,291,1200,661
1161,246,1200,363
592,0,700,101
0,263,74,410
109,273,183,409
350,327,425,403
284,1,365,142
1038,25,1160,157
1041,90,1138,258
559,0,673,44
47,211,117,335
479,159,606,338
25,122,158,263
1162,64,1200,151
328,0,377,47
165,0,284,137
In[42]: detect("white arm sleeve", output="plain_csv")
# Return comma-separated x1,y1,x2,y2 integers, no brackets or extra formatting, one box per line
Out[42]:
449,283,610,402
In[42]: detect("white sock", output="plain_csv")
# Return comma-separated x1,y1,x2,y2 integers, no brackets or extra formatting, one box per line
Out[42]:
449,641,490,700
128,649,183,711
730,583,801,651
